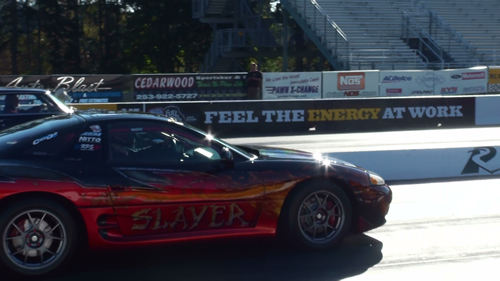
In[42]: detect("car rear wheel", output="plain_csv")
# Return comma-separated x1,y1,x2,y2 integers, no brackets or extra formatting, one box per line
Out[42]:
0,198,78,276
281,182,352,249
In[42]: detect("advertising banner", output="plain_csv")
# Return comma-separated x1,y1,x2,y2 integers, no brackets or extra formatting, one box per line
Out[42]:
488,66,500,94
323,70,379,98
133,73,248,101
0,75,132,103
434,66,488,95
379,70,435,96
92,96,474,138
262,72,322,100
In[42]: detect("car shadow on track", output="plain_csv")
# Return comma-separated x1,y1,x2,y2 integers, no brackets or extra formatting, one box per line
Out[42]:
6,234,383,281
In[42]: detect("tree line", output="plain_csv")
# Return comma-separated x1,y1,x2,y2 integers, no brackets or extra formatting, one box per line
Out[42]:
0,0,331,75
0,0,212,75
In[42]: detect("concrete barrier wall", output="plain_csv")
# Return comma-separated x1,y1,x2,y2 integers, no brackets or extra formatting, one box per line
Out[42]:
330,146,500,181
327,93,500,181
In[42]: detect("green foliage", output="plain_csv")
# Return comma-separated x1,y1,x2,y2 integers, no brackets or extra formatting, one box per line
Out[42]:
0,0,330,74
0,0,211,74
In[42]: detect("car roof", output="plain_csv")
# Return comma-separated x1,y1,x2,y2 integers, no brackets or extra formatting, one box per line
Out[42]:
77,112,171,123
0,112,176,145
0,87,49,94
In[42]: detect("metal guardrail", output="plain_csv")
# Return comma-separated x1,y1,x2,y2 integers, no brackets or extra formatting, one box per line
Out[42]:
411,0,481,67
238,0,276,47
191,0,208,18
346,48,428,70
281,0,350,69
203,29,242,71
197,0,276,71
401,11,445,69
483,50,500,66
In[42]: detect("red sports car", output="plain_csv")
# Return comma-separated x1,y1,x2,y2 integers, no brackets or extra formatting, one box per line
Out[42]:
0,113,391,276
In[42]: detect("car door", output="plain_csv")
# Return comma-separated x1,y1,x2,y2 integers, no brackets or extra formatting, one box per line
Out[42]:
105,120,265,238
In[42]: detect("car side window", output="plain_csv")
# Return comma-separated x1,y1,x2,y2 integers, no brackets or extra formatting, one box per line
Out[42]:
107,121,222,166
0,93,59,114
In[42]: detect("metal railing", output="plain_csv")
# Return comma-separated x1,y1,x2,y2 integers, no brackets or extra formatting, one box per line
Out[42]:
281,0,350,69
238,0,276,47
482,50,500,66
411,0,481,67
402,11,445,69
203,28,272,71
192,0,209,18
347,48,428,70
203,29,245,71
196,0,277,71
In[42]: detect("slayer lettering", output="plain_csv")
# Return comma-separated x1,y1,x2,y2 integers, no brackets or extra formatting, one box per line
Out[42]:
131,203,249,231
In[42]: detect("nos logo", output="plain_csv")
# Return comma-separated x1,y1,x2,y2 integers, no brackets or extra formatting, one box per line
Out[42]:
462,147,500,174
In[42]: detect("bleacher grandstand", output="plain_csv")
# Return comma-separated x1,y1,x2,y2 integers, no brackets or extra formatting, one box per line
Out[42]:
193,0,500,71
417,0,500,66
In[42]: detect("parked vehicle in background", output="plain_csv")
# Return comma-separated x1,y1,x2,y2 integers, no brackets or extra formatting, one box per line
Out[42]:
0,88,73,130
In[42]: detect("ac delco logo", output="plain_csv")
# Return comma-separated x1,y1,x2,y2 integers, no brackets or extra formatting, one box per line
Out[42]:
338,73,365,90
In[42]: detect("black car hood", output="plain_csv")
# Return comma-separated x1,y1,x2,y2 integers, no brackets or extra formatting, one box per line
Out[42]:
239,145,359,168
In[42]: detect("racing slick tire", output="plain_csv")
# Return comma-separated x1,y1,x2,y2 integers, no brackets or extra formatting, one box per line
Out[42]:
0,198,79,276
280,181,352,249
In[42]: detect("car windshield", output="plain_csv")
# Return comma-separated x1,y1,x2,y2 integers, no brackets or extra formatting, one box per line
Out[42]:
46,91,74,114
179,121,257,160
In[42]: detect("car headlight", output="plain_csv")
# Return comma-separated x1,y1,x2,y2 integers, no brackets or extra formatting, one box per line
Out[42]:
368,172,385,186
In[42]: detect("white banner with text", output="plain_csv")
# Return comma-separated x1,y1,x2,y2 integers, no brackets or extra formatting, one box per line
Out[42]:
379,70,435,96
262,72,322,100
434,66,488,95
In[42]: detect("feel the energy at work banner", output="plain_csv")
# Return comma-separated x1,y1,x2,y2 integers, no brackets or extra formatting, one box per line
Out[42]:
322,70,379,98
78,96,475,138
379,70,435,96
133,73,248,101
0,75,131,103
262,72,322,100
487,66,500,94
433,66,488,95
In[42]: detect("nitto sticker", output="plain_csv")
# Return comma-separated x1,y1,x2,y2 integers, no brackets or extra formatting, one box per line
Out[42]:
33,132,58,145
78,136,102,143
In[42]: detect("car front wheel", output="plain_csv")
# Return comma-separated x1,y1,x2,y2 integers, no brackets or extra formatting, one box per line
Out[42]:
0,198,78,276
281,182,352,249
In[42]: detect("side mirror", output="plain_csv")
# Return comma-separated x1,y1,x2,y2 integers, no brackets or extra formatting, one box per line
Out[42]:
220,147,234,169
221,147,233,161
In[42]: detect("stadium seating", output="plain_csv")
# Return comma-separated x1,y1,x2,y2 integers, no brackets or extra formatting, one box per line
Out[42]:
418,0,500,66
287,0,432,70
284,0,500,70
